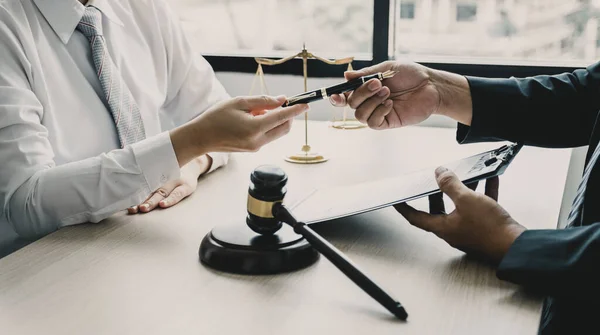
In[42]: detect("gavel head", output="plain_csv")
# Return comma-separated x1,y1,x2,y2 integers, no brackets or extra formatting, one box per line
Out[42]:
246,165,288,235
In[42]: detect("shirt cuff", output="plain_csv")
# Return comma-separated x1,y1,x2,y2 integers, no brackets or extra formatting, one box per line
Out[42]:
131,131,181,193
206,152,229,173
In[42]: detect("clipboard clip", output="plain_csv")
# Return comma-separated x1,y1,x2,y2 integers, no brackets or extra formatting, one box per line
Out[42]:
484,143,522,166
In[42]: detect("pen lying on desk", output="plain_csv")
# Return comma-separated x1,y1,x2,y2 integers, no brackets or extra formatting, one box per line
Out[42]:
283,70,398,106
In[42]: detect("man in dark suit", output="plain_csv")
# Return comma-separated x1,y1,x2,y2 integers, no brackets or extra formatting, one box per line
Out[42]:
330,61,600,334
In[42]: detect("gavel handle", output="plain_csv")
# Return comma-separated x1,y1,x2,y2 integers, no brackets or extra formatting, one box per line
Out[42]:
273,204,408,320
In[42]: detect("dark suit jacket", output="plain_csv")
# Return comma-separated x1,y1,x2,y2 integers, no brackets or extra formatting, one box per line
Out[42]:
458,62,600,334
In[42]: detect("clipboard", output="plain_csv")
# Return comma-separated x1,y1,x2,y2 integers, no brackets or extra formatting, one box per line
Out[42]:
289,143,523,224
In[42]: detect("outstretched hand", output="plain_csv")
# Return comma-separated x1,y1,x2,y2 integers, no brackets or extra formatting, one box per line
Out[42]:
170,95,308,167
395,167,526,263
330,61,441,129
191,95,308,153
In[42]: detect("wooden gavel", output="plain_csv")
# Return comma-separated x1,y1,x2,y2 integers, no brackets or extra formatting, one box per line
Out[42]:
244,165,408,320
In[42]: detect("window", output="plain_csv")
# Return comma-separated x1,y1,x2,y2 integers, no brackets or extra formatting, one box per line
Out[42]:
170,0,373,59
392,0,599,66
168,0,599,77
456,3,477,22
400,1,416,20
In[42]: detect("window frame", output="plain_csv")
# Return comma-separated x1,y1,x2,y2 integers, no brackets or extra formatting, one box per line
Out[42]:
203,0,584,79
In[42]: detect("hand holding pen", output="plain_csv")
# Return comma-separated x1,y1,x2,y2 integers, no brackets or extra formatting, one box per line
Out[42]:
324,61,449,130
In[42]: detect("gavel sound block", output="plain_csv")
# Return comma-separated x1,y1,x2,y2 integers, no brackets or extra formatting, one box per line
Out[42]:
199,165,320,274
199,165,408,320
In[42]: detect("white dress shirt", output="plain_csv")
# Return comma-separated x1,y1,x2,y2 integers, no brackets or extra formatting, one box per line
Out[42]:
0,0,230,238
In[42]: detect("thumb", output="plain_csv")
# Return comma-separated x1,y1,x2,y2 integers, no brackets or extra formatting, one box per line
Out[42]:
435,167,470,202
236,95,287,111
257,104,308,128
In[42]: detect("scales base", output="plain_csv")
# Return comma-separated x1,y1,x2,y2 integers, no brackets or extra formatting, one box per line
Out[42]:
331,119,367,130
284,145,328,164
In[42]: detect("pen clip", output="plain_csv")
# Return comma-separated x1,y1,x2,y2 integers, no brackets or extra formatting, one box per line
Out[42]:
493,145,509,155
485,143,519,166
496,143,520,161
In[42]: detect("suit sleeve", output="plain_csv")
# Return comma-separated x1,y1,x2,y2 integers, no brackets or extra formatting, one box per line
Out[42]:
457,62,600,148
497,222,600,300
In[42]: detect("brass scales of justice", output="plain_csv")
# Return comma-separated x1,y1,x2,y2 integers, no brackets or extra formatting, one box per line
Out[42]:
249,44,367,164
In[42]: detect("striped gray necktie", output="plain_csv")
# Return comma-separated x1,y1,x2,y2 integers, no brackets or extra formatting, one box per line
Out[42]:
76,6,146,147
565,144,600,227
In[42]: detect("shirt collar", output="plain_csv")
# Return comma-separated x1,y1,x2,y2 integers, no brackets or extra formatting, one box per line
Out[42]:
33,0,127,44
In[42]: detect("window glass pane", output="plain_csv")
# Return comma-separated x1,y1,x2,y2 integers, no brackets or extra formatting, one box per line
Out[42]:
170,0,373,59
400,1,416,19
456,3,477,22
392,0,600,65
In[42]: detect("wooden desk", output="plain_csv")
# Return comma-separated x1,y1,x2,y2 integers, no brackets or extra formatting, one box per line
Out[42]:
0,121,572,335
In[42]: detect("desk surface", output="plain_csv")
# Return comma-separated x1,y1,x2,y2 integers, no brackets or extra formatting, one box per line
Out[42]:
0,121,572,335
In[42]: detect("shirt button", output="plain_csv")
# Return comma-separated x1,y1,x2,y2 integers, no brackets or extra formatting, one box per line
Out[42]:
160,174,167,183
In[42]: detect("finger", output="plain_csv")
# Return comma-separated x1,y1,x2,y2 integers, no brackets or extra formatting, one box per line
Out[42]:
355,86,390,123
394,203,446,234
140,188,169,213
344,61,395,81
466,181,479,191
383,107,401,128
344,70,364,81
367,99,394,129
434,167,471,203
346,78,383,110
329,92,350,107
329,94,345,107
251,109,267,116
257,104,308,129
263,119,293,143
428,192,446,215
485,176,500,201
236,95,287,111
159,184,192,208
129,187,168,214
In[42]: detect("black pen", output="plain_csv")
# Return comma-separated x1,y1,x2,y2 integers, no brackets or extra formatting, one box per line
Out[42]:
283,70,398,106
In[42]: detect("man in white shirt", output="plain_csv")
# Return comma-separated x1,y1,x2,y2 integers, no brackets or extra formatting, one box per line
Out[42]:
0,0,307,241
